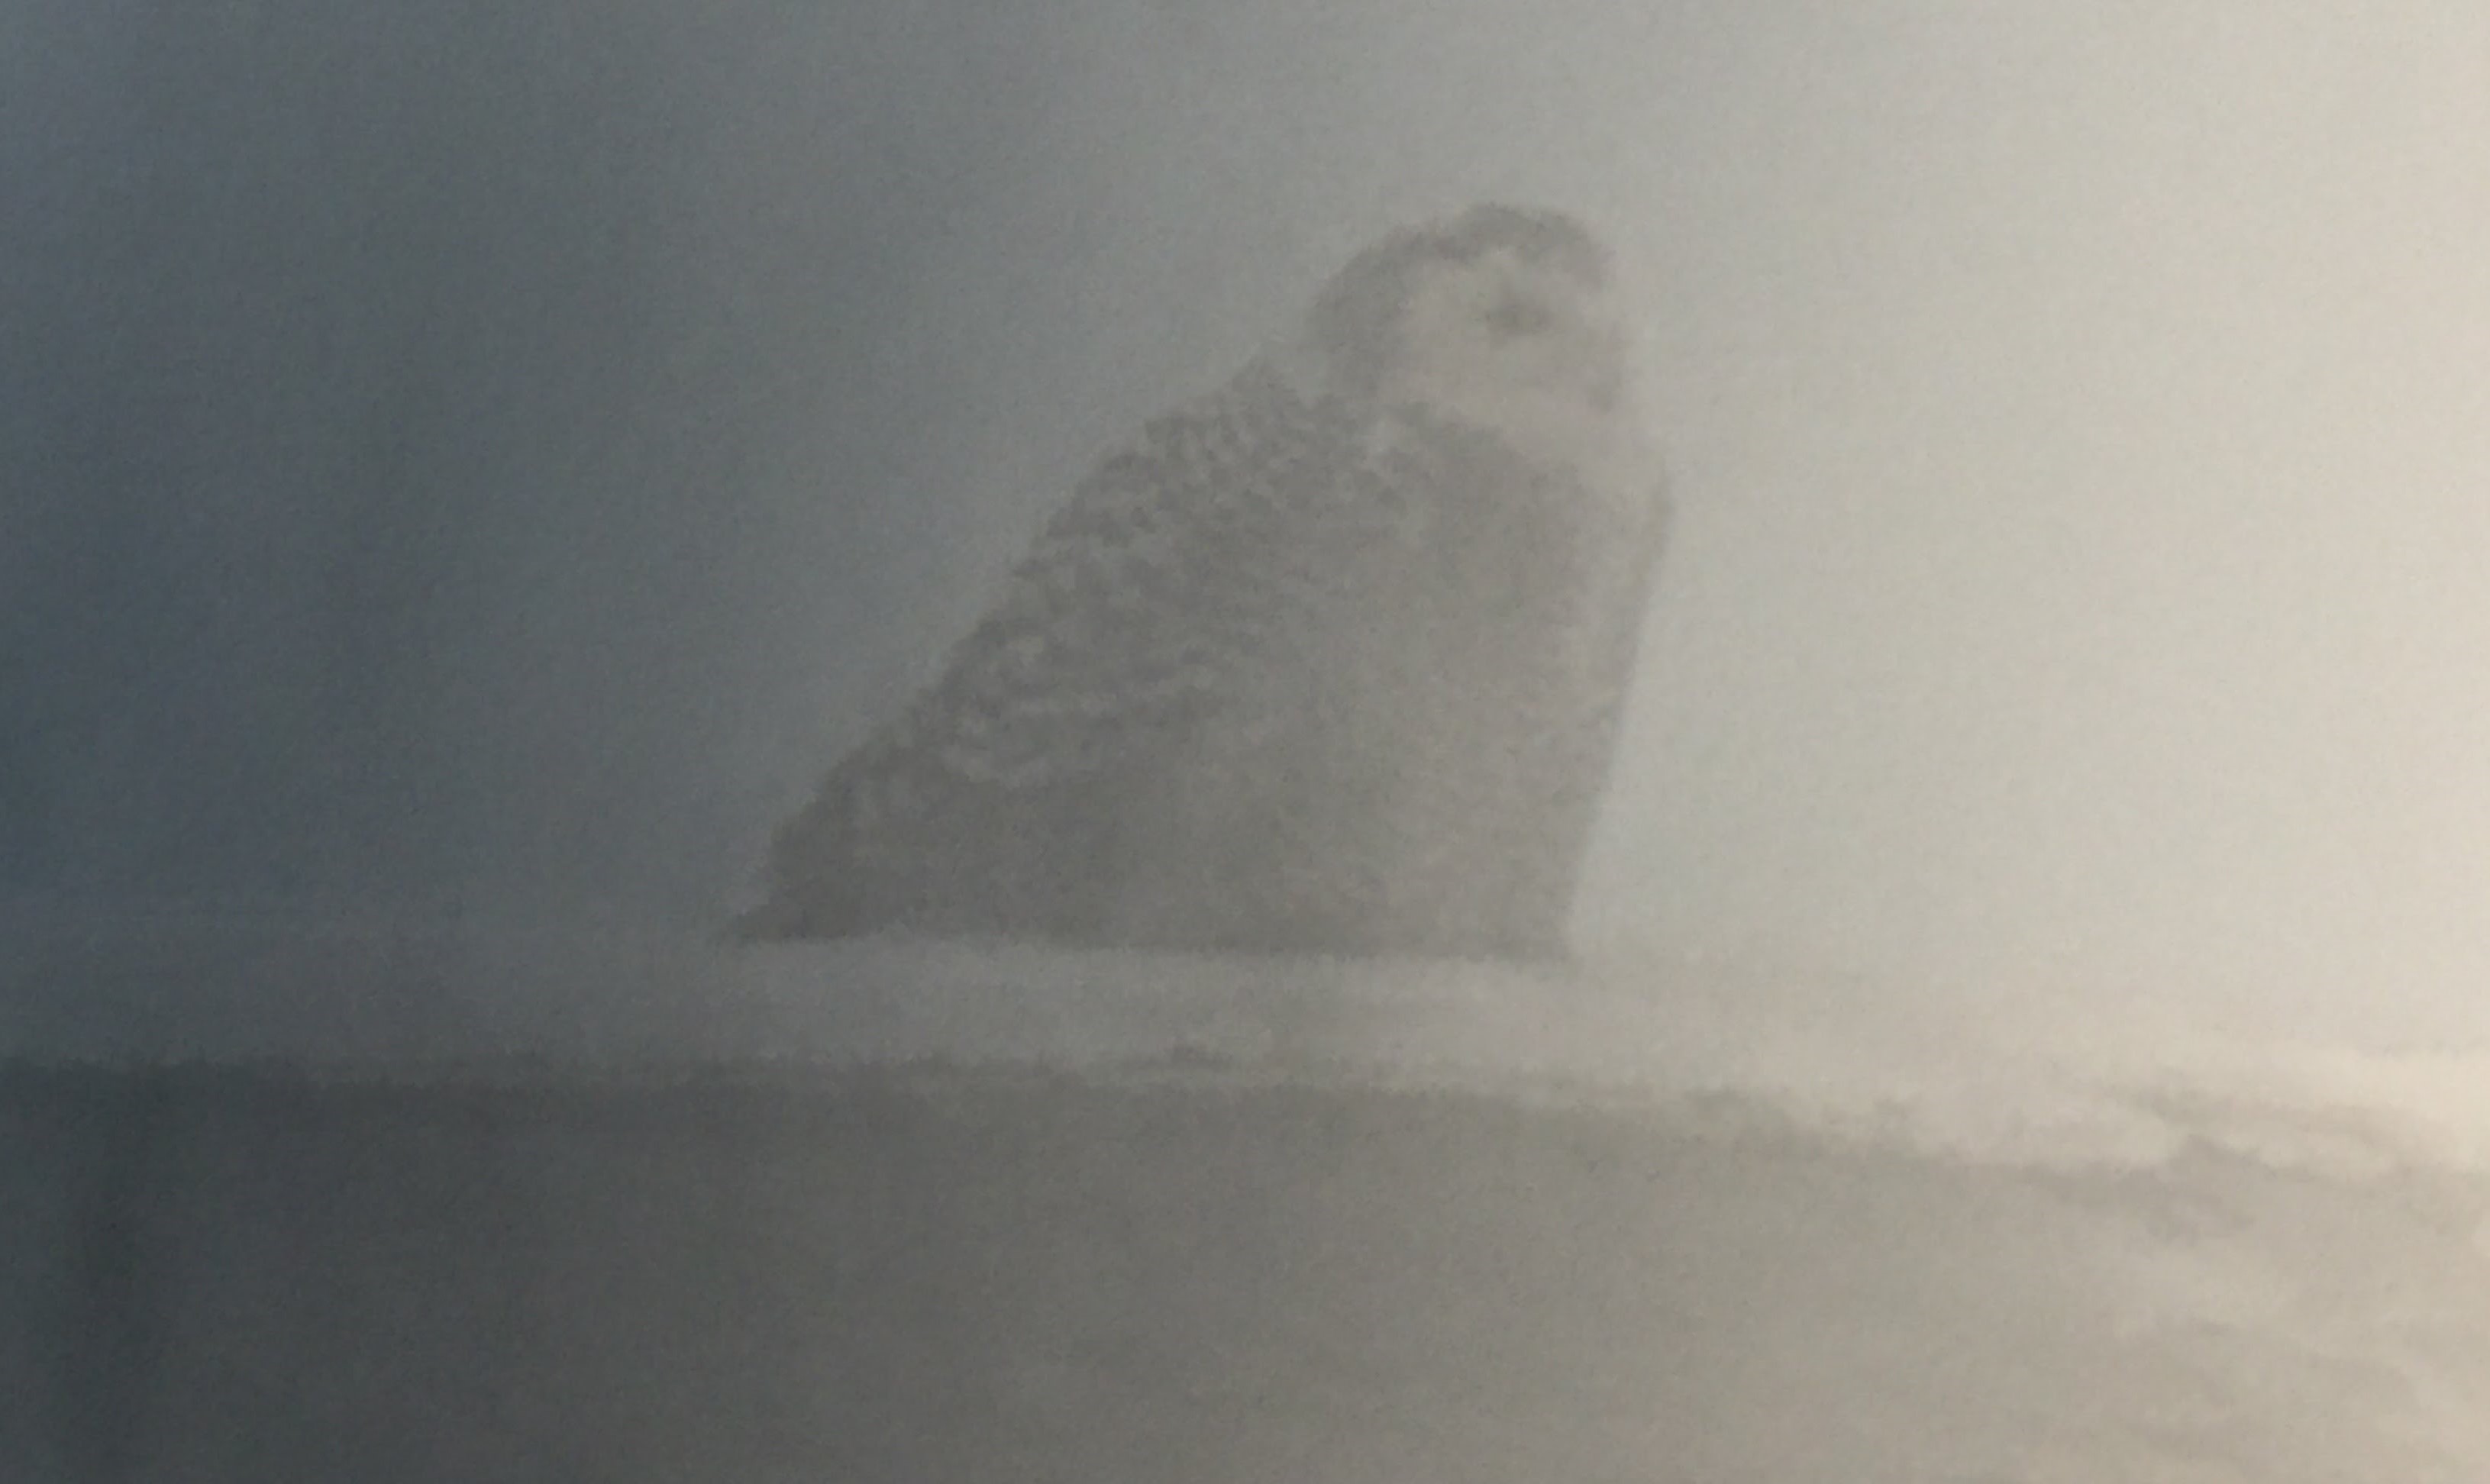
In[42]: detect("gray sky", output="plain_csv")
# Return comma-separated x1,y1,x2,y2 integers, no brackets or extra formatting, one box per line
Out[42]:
9,2,2490,1043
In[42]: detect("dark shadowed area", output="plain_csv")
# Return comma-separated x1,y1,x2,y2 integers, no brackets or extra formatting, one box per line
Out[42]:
8,0,917,921
8,1063,2488,1481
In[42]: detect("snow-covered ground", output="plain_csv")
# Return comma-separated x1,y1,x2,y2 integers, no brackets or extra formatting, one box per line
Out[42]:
11,900,2490,1180
5,905,2490,1478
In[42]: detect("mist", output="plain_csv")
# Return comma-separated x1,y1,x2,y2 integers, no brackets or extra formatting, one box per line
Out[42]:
9,1,2490,1049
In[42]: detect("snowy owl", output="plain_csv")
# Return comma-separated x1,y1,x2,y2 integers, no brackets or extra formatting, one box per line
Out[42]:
736,204,1668,963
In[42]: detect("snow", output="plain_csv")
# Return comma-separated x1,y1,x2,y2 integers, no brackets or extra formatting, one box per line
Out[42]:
11,899,2490,1182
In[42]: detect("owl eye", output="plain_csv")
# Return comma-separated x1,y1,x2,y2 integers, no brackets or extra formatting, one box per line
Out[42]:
1481,293,1553,339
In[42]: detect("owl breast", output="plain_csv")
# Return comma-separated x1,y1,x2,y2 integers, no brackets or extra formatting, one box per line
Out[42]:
1107,424,1647,960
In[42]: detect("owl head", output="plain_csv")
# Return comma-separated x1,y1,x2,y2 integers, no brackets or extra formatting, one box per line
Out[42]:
1303,205,1636,471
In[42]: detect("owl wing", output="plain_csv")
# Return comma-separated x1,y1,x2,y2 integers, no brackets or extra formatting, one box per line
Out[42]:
904,364,1355,786
749,363,1358,924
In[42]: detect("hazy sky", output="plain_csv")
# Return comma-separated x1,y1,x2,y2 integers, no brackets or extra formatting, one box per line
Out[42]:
9,2,2490,1041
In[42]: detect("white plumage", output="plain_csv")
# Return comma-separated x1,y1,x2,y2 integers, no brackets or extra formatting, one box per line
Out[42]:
738,205,1668,963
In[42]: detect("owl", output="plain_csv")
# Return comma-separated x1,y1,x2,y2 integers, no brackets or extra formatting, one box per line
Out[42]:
735,204,1668,963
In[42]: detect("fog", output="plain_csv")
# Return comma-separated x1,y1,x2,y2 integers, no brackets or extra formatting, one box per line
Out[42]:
12,13,2490,1471
9,2,2490,1050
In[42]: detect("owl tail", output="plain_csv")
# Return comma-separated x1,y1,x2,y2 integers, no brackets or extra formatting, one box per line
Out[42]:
718,894,808,944
719,861,897,944
719,775,899,944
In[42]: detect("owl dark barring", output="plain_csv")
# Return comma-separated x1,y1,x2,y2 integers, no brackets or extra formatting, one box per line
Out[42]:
735,205,1668,963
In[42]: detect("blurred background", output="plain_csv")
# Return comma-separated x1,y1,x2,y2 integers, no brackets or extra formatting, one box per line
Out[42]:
8,0,2490,1049
11,14,2490,1476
